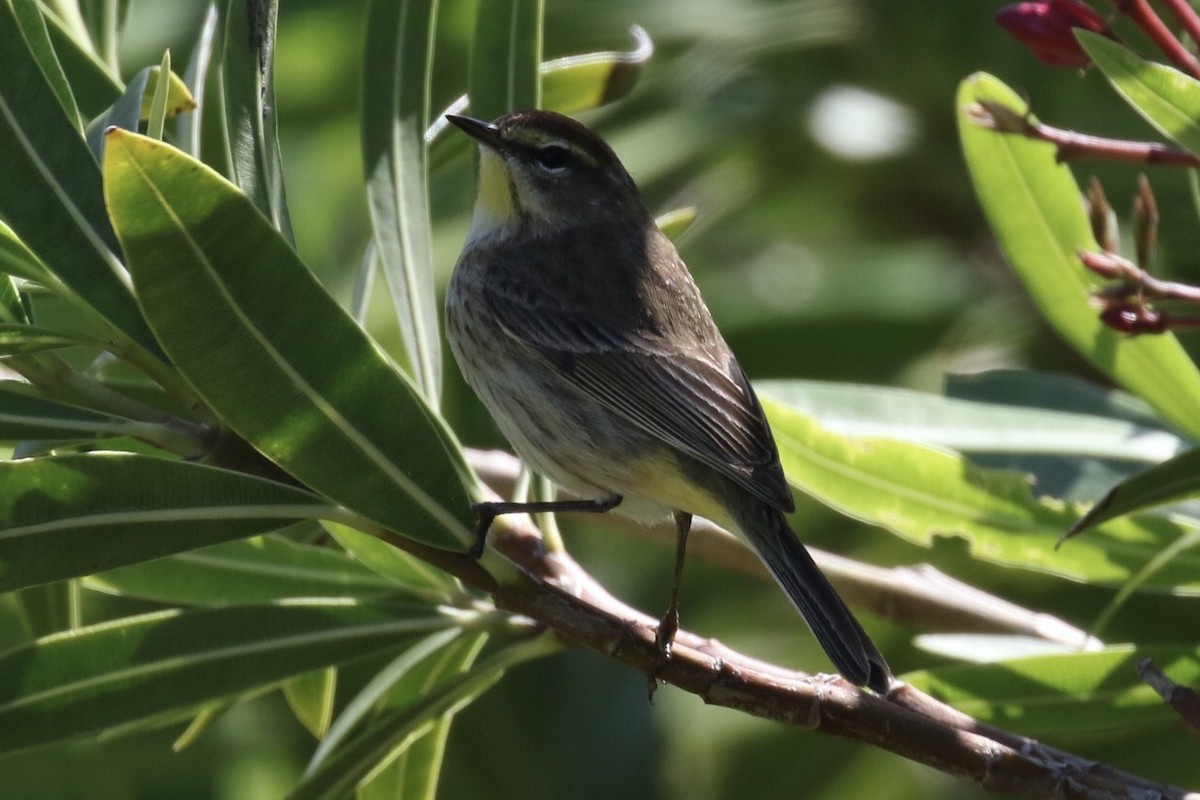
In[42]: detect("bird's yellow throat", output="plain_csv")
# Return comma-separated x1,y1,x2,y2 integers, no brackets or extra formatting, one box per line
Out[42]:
471,150,518,237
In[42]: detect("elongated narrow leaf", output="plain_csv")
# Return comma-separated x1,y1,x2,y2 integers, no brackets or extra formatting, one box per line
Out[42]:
102,130,474,550
10,0,80,128
39,3,122,119
284,667,337,739
467,0,543,120
0,600,452,752
221,0,292,238
358,632,489,800
763,397,1200,592
0,220,50,283
84,63,152,158
1070,448,1200,533
0,381,142,441
757,379,1184,463
0,277,29,325
957,74,1200,441
0,2,158,354
904,644,1199,737
1079,32,1200,156
0,323,106,356
178,3,221,159
362,0,441,404
540,24,652,115
307,628,464,773
324,522,457,599
85,534,401,605
0,452,334,591
427,28,653,171
292,636,551,800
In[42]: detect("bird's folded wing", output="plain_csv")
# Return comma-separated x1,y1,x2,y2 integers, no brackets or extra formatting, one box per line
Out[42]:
484,283,793,512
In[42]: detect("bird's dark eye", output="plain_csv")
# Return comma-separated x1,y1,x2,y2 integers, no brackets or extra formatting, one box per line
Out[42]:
535,144,571,171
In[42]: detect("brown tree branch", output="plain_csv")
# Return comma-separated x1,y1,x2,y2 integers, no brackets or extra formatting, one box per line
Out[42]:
459,511,1197,800
469,448,1104,648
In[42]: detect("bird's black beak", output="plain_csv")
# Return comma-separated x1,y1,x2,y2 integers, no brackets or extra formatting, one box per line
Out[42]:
446,115,504,151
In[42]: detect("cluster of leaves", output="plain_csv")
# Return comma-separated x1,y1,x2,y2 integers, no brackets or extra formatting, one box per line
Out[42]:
0,0,649,795
1,0,1199,796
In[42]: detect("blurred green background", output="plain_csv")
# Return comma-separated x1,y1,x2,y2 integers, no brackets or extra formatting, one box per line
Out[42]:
4,0,1199,797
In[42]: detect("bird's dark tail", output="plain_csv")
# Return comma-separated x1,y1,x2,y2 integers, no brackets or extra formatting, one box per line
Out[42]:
734,504,891,693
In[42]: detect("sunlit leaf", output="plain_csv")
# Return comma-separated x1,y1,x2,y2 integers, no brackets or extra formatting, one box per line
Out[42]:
1079,32,1200,156
957,73,1200,441
0,2,158,354
763,397,1200,592
903,644,1199,737
284,667,337,739
102,130,474,550
540,24,652,115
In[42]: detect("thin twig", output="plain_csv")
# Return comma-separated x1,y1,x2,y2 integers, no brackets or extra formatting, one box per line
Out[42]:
1113,0,1200,78
969,100,1200,166
1158,0,1200,53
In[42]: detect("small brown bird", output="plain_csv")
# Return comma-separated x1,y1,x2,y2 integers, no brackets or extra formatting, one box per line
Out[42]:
446,110,890,693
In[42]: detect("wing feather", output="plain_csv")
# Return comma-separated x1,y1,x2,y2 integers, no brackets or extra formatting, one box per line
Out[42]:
482,245,793,512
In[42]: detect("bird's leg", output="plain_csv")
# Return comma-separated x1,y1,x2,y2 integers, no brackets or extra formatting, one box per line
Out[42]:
469,494,622,559
654,510,693,667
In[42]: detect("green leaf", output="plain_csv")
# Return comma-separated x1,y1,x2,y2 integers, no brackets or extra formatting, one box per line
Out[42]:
178,3,221,160
10,0,80,129
0,276,29,326
0,381,141,440
0,323,107,356
0,219,50,283
427,28,653,171
763,397,1200,592
957,73,1200,441
357,632,489,800
361,0,442,404
945,369,1169,430
0,2,159,355
39,3,122,119
84,534,401,605
83,63,152,158
903,645,1199,738
221,0,292,239
757,378,1184,463
284,667,337,739
467,0,543,120
102,130,474,550
292,635,552,800
540,24,652,115
0,453,334,591
0,600,453,753
1079,32,1200,156
306,628,464,774
324,522,458,600
1069,448,1200,533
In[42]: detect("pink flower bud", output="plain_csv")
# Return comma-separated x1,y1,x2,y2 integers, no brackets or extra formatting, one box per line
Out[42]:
996,1,1114,69
1099,303,1166,335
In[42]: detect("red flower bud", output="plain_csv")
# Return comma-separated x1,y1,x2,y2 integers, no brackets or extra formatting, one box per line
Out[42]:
1099,302,1166,335
996,1,1114,69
